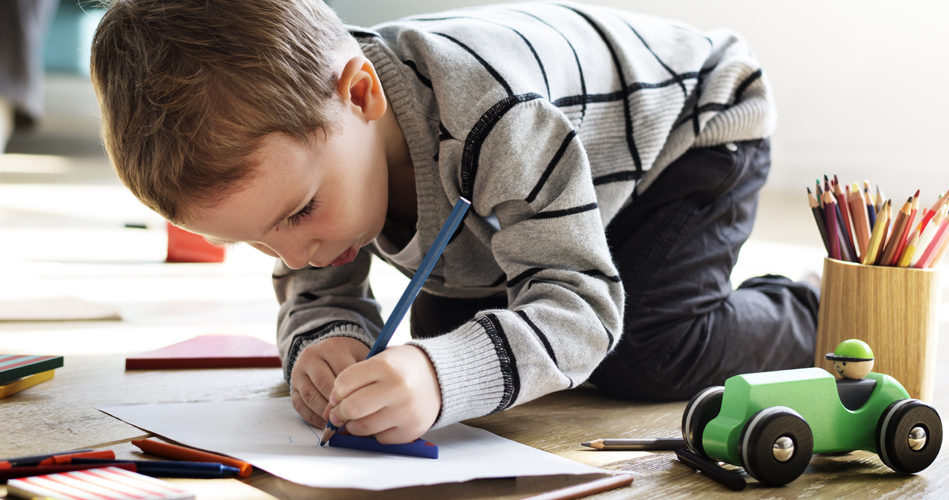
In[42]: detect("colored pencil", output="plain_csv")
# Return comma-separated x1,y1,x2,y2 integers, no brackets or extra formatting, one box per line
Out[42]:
0,463,136,483
897,229,920,268
521,474,635,500
130,439,252,477
879,197,912,266
823,190,841,260
834,199,857,262
834,176,855,249
321,197,472,445
0,450,93,468
920,190,949,232
926,225,949,268
889,191,919,265
37,450,115,466
808,188,831,255
862,200,890,265
910,204,947,268
864,186,877,230
69,458,241,478
675,448,746,491
875,184,885,213
581,438,687,451
849,182,871,257
915,218,949,269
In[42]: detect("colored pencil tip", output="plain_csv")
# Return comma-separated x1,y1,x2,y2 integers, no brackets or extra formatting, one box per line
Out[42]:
915,189,921,197
806,187,812,194
581,442,592,447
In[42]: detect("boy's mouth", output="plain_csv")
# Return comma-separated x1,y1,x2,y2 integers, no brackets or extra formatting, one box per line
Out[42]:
329,246,357,266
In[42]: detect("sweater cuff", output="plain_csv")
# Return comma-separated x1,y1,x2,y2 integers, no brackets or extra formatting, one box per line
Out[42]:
407,321,506,429
284,323,375,386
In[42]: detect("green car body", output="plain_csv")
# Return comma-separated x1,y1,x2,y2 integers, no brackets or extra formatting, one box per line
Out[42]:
703,367,910,465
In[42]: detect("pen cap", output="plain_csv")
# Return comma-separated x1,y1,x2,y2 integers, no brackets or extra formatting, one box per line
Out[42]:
815,258,939,402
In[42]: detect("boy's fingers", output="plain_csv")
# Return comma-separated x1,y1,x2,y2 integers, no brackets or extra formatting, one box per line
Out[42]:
291,380,327,428
339,405,399,439
331,354,402,401
329,379,394,426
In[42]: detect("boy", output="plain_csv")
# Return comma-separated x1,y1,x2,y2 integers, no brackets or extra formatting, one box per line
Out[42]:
91,0,819,445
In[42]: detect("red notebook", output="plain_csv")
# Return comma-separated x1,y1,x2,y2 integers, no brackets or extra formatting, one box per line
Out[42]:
125,334,282,369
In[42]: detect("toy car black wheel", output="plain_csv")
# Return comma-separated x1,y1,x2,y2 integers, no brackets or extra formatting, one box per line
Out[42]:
876,399,942,474
739,406,813,486
682,386,724,458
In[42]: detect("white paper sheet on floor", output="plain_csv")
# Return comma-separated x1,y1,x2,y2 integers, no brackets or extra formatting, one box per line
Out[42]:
98,397,604,490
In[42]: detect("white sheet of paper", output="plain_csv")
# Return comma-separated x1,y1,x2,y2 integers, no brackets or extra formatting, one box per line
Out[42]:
98,398,604,490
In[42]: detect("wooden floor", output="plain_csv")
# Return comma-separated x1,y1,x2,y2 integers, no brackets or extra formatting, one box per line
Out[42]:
1,75,948,499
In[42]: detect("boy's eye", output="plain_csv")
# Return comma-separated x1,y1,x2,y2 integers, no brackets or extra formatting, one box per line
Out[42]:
287,198,318,226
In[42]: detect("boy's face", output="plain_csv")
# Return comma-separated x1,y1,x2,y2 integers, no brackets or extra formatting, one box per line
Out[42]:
181,108,389,269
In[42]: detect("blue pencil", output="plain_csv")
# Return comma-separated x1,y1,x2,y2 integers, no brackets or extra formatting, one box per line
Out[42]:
320,197,471,446
70,458,240,478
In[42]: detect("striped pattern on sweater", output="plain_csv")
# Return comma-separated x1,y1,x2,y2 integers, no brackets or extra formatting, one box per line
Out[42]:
274,1,775,428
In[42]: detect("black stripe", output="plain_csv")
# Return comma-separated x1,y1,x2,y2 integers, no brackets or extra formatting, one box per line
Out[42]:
508,267,544,288
511,9,588,125
460,93,544,201
285,320,360,382
480,313,520,412
692,68,703,136
673,102,729,131
593,170,641,185
349,29,382,39
733,68,763,104
560,5,641,174
299,291,320,301
621,19,688,98
552,72,700,108
488,273,507,288
601,320,615,348
515,310,558,366
414,15,550,100
526,129,577,203
532,202,598,220
438,122,454,141
581,269,622,283
401,59,433,88
434,32,513,97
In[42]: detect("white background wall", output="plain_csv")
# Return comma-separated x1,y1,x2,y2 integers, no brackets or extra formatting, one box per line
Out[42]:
328,0,949,200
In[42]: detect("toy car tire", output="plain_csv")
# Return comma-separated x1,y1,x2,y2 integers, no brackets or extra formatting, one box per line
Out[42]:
739,406,813,486
875,399,942,474
682,386,724,458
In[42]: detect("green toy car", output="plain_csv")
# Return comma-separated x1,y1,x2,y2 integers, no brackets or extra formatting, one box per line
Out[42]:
681,367,942,486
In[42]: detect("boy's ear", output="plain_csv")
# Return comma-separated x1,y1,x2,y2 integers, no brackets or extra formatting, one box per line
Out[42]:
337,56,386,121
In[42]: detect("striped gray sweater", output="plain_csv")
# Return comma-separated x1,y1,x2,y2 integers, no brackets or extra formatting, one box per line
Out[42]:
274,1,776,428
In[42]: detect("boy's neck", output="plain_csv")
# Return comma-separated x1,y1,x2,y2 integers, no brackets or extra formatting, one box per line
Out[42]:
381,104,417,226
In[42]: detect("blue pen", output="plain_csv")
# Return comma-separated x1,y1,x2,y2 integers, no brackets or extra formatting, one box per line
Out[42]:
320,197,471,446
71,458,241,478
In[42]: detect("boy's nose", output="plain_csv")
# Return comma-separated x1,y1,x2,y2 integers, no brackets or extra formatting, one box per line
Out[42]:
265,240,318,270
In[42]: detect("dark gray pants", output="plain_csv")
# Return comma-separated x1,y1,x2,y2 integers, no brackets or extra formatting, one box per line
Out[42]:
411,139,819,401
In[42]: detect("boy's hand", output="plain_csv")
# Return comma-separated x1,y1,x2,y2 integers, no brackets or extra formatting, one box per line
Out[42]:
323,345,441,444
290,337,369,429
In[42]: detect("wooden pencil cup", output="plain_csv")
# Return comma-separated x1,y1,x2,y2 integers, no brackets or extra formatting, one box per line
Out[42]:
815,258,940,402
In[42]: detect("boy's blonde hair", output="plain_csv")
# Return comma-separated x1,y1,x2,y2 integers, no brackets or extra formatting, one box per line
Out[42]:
91,0,357,224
